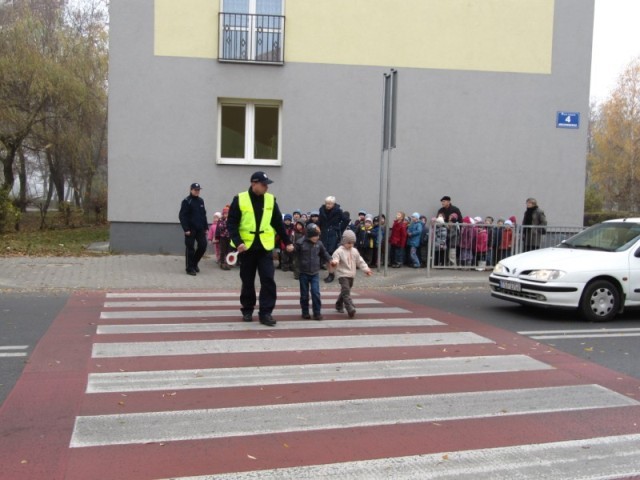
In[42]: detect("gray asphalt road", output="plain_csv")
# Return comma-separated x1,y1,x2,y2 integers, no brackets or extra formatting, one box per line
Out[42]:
392,286,640,379
0,293,68,405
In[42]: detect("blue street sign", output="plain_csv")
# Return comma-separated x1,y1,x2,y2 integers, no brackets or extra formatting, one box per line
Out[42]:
557,112,580,129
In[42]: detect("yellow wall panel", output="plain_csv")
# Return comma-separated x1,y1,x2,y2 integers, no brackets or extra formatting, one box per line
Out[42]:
286,0,554,74
154,0,554,74
155,0,218,58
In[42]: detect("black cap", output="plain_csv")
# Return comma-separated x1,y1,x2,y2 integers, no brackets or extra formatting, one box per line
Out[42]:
440,195,451,201
190,183,202,190
250,171,273,184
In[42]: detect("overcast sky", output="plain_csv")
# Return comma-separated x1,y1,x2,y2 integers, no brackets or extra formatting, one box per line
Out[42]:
590,0,640,104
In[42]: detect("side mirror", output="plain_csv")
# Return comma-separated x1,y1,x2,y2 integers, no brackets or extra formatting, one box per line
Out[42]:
635,247,640,258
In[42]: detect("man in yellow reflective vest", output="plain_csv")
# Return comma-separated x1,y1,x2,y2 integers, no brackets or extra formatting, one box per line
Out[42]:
228,171,294,326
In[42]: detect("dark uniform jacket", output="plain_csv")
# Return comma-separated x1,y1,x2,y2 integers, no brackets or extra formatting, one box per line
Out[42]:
179,194,208,232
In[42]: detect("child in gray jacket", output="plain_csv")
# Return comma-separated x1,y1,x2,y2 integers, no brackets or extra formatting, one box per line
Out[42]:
295,223,332,320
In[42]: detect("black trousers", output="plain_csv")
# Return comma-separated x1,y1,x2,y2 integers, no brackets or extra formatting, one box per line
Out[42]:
184,230,207,271
239,248,276,318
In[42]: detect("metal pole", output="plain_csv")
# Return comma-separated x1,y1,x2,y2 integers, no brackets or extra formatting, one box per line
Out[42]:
384,70,396,277
377,74,388,275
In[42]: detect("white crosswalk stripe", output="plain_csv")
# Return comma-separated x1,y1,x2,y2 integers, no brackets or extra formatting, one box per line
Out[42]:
66,291,640,478
96,317,445,334
103,298,382,308
70,384,635,448
86,354,552,393
92,332,493,358
100,306,409,319
163,434,640,480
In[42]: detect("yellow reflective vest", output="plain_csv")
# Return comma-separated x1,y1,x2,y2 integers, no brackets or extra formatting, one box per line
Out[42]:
234,191,276,250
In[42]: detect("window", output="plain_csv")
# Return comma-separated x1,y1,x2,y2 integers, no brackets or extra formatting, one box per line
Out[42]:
218,99,282,166
219,0,285,64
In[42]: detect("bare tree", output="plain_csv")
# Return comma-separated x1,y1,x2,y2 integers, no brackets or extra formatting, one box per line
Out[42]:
588,56,640,212
0,0,108,223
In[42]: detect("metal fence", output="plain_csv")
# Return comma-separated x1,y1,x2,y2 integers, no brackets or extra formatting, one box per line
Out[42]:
424,223,584,276
218,13,285,64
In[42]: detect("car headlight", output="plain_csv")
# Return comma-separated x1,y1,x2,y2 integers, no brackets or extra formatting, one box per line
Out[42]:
522,269,566,282
493,263,507,274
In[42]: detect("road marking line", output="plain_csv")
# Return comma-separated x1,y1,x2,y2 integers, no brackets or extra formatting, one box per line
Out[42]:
105,292,360,299
92,332,493,358
103,298,382,308
519,328,640,335
160,433,640,480
100,307,410,320
86,354,552,393
529,333,640,340
0,345,28,358
96,318,446,334
70,385,637,447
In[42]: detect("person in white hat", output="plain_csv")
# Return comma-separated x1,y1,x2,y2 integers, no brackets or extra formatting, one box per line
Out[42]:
330,229,373,318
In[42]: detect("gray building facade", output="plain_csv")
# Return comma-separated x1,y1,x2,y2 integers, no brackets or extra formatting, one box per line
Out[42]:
109,0,594,253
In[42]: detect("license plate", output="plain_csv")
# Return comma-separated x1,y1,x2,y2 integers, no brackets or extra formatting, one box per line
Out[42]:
500,280,521,292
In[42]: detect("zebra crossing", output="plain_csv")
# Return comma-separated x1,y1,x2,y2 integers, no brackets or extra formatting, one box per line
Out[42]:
2,289,640,479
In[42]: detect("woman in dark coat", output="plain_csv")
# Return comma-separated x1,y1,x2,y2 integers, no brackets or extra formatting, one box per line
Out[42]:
317,195,345,282
522,197,547,252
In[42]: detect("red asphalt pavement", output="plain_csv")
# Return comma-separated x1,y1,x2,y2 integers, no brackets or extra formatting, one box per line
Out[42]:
1,290,640,479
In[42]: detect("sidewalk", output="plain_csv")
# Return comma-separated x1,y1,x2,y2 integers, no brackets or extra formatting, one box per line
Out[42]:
0,253,490,292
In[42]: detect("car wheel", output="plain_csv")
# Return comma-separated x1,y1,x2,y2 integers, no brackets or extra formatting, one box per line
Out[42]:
579,280,620,322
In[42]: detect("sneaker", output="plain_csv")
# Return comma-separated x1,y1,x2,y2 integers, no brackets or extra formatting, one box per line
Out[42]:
312,314,323,321
335,304,344,313
186,269,197,276
301,313,311,320
259,315,277,327
347,309,356,318
242,312,252,322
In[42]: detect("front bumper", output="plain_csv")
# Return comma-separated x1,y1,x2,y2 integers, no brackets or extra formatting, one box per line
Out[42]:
489,274,581,309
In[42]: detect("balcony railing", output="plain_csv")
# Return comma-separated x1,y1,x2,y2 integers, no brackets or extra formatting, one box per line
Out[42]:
218,12,285,65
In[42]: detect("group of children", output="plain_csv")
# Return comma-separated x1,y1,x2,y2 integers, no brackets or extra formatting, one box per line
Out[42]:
207,208,373,321
431,215,517,269
206,204,520,319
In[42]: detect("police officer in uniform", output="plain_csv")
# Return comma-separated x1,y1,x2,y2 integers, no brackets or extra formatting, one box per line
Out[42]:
227,171,293,326
179,182,208,275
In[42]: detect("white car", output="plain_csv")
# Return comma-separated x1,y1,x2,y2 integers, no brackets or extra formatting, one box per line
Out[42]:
489,218,640,321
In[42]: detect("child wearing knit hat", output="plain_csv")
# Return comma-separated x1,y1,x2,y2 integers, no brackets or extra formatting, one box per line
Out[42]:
207,211,222,264
330,229,373,318
215,206,233,270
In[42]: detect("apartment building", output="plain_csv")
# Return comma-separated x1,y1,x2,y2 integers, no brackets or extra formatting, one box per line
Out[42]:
109,0,593,253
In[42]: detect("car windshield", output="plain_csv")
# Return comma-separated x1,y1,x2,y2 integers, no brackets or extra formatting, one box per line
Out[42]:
560,222,640,252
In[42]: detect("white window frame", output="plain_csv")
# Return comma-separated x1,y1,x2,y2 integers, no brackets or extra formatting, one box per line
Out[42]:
217,98,283,166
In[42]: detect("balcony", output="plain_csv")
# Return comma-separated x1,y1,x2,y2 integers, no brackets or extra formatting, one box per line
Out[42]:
218,12,285,65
